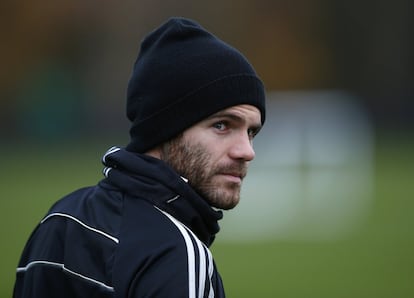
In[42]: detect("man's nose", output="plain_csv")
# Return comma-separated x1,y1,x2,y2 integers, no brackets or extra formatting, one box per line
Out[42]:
228,133,255,161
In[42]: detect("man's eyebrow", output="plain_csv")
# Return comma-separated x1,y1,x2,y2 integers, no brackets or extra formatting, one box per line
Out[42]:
207,112,242,121
207,112,262,130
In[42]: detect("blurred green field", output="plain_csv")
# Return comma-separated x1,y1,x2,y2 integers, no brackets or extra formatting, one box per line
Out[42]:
1,135,413,297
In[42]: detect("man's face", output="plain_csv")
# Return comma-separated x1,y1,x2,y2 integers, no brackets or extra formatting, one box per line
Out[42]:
160,104,262,210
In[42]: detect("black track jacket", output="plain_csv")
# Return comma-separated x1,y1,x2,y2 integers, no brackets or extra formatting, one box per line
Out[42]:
14,147,225,297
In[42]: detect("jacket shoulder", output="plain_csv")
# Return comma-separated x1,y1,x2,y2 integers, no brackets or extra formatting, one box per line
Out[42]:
15,184,123,298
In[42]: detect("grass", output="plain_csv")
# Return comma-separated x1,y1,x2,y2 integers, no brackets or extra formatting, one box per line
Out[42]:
1,135,413,297
213,134,414,297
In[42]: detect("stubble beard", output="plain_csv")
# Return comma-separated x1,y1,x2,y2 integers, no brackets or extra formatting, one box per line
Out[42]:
160,136,246,210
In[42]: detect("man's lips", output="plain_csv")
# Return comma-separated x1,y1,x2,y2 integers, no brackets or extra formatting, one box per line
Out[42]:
215,164,247,183
219,172,244,183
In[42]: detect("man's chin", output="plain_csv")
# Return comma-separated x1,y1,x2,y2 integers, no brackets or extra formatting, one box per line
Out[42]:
209,189,241,210
194,179,241,209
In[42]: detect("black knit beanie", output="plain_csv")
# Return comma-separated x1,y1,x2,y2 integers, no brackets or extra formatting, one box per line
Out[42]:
126,17,266,153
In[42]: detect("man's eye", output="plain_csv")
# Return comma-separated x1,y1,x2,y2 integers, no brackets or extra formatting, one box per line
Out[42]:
247,127,260,140
213,122,227,131
248,128,259,139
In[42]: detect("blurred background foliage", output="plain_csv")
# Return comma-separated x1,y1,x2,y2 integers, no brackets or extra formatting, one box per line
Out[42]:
1,0,413,297
1,0,413,139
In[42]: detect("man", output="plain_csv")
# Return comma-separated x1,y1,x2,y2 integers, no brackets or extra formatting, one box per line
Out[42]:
14,17,266,297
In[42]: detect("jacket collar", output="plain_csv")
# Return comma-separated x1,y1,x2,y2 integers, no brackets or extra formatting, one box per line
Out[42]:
101,146,223,246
